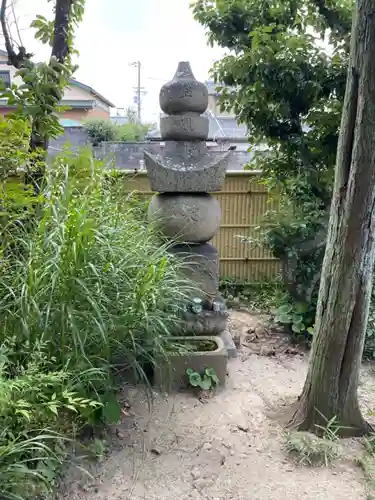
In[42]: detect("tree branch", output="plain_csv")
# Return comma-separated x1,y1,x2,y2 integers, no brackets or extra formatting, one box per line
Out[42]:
1,0,18,66
1,0,32,68
51,0,73,62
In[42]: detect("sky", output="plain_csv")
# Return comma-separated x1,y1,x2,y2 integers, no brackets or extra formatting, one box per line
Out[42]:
2,0,225,122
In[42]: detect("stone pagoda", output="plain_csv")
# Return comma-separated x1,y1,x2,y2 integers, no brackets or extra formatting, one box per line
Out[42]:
145,61,236,356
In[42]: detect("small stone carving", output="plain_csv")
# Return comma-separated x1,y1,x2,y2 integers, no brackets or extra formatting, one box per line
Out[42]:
145,61,231,338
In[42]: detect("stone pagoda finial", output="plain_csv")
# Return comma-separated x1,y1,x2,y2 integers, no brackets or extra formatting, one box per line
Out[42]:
145,62,234,351
160,61,208,115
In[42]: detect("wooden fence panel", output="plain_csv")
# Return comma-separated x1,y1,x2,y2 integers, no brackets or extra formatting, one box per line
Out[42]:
120,171,280,282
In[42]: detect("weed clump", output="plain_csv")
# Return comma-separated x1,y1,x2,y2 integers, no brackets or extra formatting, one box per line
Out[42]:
284,431,339,466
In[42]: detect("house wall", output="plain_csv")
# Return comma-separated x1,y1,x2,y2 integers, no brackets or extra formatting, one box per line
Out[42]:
64,84,93,100
59,109,90,121
0,54,110,121
0,55,22,85
88,107,110,119
64,83,111,116
60,107,110,122
0,107,13,116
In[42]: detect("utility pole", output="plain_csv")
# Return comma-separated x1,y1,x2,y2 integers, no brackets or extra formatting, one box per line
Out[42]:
137,60,141,123
129,61,146,123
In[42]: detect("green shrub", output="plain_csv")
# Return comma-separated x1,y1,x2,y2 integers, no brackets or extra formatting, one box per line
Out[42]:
116,122,150,142
0,116,39,253
0,339,101,499
84,119,152,146
83,119,117,146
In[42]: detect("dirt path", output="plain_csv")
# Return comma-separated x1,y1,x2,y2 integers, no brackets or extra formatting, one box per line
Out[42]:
59,311,375,500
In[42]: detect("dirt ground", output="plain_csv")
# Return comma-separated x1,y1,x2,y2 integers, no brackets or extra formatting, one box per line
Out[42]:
58,310,375,500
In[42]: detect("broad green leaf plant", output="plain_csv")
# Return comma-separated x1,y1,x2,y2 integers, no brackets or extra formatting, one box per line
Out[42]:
186,367,220,391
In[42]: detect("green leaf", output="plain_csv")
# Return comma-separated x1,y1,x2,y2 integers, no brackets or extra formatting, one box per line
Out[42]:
292,323,301,333
200,375,212,391
188,372,202,387
15,409,31,421
65,404,78,413
186,368,194,376
276,314,292,324
205,368,220,385
292,314,304,325
48,404,58,416
307,326,314,335
277,304,293,314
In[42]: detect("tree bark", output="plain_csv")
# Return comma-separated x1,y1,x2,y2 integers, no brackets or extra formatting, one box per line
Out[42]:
289,0,375,437
52,0,74,63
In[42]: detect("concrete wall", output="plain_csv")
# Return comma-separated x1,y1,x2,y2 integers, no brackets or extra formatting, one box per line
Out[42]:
48,127,253,170
49,127,90,155
94,141,163,170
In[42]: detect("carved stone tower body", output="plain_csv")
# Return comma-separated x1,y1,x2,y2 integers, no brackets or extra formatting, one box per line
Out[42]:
145,62,235,352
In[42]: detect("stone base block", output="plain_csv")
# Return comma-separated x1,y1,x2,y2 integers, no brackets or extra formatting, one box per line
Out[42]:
170,242,219,299
154,336,228,392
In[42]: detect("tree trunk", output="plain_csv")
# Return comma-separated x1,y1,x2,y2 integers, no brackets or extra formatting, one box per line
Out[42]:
26,126,49,193
28,0,74,192
52,0,74,63
289,0,375,437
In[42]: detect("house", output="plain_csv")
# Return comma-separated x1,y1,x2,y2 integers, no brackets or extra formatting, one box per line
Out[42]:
205,80,248,141
0,49,114,125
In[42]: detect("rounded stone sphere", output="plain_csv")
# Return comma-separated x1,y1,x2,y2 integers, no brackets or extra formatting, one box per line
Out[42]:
148,193,221,243
159,61,208,116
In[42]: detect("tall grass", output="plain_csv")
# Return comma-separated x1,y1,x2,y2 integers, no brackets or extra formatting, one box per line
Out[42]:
0,149,194,498
1,149,193,375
